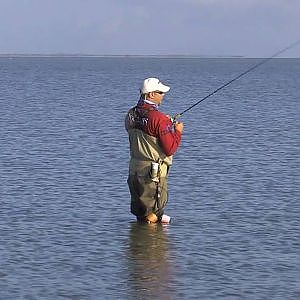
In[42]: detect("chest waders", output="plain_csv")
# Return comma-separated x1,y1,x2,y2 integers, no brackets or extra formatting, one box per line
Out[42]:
126,106,172,222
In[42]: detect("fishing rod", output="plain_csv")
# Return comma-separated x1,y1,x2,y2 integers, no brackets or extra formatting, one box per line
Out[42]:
173,39,300,122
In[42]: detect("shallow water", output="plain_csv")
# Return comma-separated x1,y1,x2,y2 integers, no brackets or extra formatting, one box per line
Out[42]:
0,57,299,299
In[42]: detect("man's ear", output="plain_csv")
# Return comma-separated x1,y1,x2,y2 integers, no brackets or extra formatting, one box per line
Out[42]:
148,92,155,99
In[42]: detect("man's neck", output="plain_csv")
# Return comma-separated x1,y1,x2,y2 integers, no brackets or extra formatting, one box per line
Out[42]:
143,99,157,106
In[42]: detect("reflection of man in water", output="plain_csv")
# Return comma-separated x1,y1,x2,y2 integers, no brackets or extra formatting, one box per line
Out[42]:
127,223,175,299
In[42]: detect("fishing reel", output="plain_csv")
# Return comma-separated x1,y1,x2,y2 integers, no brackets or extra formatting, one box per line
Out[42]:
172,113,182,126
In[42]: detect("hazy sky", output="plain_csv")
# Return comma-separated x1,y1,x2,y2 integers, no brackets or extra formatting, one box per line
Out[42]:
0,0,300,57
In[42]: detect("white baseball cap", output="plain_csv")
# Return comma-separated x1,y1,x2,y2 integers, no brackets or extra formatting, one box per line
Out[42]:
140,77,170,94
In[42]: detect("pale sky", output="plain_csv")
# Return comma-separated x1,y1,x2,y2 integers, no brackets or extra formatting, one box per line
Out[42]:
0,0,300,57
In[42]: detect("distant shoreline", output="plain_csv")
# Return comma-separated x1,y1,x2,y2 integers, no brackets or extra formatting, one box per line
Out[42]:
0,54,298,58
0,53,244,58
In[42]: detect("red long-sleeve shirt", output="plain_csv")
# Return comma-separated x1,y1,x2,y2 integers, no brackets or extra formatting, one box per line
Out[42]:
136,101,182,156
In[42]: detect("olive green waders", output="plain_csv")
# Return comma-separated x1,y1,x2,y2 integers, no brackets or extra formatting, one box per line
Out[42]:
127,162,169,221
126,127,172,222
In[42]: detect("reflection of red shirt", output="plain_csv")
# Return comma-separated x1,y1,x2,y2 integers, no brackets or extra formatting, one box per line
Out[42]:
137,101,182,156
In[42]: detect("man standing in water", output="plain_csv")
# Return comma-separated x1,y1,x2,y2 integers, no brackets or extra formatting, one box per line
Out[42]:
125,78,184,224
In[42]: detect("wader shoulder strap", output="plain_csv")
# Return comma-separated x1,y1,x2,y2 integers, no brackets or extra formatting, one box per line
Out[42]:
125,106,155,131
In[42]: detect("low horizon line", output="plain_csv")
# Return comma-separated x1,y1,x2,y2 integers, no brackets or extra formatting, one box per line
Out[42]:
0,53,299,58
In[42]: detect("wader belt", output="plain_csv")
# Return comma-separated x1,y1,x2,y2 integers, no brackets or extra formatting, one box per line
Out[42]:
129,159,169,178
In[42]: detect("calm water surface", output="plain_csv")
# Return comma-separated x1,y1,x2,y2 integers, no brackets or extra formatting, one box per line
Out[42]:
0,57,299,299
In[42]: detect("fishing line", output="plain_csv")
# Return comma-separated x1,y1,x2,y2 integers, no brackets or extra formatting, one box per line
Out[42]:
173,39,300,121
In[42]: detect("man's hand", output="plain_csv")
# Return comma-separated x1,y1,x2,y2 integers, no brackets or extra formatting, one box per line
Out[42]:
166,114,184,133
175,122,184,133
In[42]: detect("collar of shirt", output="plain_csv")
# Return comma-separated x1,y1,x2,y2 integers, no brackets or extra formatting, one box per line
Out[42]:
137,99,158,110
